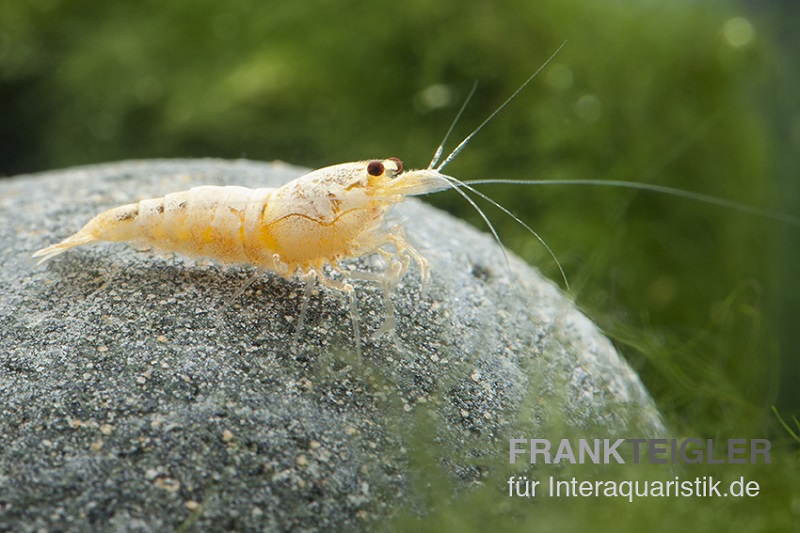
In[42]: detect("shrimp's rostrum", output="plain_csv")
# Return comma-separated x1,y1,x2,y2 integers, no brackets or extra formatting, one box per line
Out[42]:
33,158,452,297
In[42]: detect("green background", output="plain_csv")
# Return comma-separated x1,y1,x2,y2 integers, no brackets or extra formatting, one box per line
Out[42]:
3,0,799,529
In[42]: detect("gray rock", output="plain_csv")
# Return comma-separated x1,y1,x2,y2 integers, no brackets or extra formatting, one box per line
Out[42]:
0,160,663,531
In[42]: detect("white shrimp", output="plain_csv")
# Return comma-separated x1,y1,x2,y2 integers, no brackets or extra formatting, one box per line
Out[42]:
34,42,797,354
31,158,455,352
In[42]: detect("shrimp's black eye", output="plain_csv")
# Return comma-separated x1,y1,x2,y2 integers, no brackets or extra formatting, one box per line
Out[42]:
367,161,385,177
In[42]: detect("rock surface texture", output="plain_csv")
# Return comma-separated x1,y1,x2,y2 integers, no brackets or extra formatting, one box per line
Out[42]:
0,160,664,531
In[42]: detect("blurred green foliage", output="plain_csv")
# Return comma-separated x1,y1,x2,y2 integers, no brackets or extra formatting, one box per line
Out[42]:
2,0,799,528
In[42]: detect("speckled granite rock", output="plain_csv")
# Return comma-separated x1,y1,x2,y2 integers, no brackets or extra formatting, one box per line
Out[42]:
0,160,664,531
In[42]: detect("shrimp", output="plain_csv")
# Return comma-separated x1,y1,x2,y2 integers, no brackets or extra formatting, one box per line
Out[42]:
32,159,445,287
31,158,454,351
34,41,798,354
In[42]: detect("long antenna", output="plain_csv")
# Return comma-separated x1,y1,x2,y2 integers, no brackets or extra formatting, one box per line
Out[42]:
463,178,800,228
435,40,567,172
428,81,479,170
451,176,570,288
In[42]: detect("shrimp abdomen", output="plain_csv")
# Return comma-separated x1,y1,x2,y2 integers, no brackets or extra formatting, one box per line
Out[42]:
33,186,276,265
